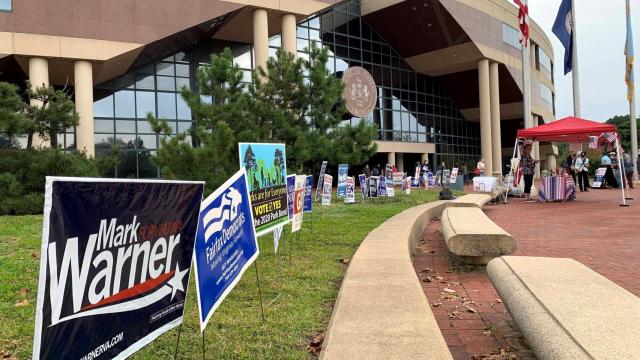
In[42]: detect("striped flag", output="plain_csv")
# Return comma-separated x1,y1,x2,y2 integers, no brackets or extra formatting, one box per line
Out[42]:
625,0,635,101
588,136,599,149
602,132,618,143
514,0,530,46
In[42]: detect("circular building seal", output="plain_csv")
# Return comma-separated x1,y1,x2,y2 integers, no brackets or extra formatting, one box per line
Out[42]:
341,66,377,118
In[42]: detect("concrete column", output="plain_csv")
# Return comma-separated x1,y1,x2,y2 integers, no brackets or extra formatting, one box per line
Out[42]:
478,59,493,175
546,154,556,172
395,152,404,172
281,14,297,57
74,61,95,157
489,62,502,175
28,57,49,148
253,9,269,76
387,152,395,166
421,153,428,163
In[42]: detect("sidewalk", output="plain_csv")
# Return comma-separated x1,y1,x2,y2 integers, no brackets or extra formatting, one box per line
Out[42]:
413,186,640,359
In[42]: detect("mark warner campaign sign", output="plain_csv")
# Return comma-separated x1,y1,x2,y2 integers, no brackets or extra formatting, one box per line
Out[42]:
33,177,204,360
194,169,258,331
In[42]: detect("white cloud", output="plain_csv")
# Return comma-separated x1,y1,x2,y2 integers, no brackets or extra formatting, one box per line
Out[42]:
529,0,639,121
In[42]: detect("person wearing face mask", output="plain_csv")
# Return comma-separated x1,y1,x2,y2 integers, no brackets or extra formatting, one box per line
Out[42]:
574,152,590,192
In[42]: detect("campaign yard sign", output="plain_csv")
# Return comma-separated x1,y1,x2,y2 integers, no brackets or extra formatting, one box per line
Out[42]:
315,161,328,201
292,175,306,232
392,172,404,186
378,176,387,197
33,177,204,360
402,173,408,193
358,174,368,199
345,177,356,204
337,164,349,197
412,166,420,187
303,175,313,213
239,143,288,236
369,176,379,198
322,175,333,205
194,169,258,331
450,168,459,184
287,174,296,219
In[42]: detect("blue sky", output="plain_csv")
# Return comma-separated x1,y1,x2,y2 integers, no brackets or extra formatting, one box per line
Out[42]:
529,0,640,121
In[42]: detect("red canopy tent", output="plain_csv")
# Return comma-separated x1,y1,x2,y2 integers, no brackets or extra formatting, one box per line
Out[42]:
513,116,630,206
516,116,617,142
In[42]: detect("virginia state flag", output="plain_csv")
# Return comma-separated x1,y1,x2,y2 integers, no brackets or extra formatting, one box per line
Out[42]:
552,0,573,74
625,0,634,101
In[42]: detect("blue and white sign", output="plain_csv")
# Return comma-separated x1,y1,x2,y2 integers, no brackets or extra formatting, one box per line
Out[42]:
304,175,313,213
287,174,296,219
378,176,387,197
194,169,258,331
337,164,348,197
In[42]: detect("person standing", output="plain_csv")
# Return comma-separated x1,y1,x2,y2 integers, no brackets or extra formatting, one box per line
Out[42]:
520,143,538,202
623,153,635,189
460,162,468,186
476,159,485,176
363,164,371,177
563,152,577,184
372,164,380,176
575,152,590,192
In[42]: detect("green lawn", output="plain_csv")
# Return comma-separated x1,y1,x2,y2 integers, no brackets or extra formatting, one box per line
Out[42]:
0,190,442,359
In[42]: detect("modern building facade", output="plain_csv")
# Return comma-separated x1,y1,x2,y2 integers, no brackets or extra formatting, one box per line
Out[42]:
0,0,556,177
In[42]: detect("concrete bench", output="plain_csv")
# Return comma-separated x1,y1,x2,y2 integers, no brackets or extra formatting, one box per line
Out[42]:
320,201,452,360
487,256,640,360
448,194,492,208
441,207,517,264
471,188,508,204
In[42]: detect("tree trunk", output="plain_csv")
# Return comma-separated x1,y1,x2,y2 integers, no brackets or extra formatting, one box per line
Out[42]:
49,132,58,149
27,133,33,150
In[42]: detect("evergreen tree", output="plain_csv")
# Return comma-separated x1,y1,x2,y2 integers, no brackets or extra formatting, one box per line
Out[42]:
25,83,79,149
150,45,377,190
0,82,27,149
148,48,252,191
251,44,377,173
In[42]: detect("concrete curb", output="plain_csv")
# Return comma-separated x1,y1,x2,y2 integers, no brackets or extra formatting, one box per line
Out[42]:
320,201,452,360
487,256,640,360
447,194,492,208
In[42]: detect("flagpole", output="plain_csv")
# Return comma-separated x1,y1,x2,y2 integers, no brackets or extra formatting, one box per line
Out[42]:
521,0,537,179
628,0,638,181
522,0,532,129
571,0,581,117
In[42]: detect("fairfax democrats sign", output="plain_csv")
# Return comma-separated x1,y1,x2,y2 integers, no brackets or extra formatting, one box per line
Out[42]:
32,177,204,360
194,169,259,331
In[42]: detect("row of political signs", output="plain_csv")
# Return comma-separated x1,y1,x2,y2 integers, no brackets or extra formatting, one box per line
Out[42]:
32,142,316,359
31,141,456,359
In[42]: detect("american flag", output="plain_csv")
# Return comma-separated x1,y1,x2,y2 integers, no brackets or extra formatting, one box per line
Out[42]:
602,132,618,143
514,0,530,47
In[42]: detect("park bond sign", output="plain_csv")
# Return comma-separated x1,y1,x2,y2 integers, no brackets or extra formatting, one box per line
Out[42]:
341,66,377,118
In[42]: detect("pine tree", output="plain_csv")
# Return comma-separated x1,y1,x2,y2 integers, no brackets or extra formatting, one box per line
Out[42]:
251,44,377,174
0,82,27,149
25,83,79,149
150,45,377,190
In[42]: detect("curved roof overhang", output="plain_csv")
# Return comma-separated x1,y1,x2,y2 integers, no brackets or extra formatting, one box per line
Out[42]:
361,0,554,122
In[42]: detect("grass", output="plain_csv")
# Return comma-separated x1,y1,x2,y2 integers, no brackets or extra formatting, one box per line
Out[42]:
0,190,443,359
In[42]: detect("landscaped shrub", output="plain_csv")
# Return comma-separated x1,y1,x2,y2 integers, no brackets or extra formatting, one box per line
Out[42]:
0,149,98,215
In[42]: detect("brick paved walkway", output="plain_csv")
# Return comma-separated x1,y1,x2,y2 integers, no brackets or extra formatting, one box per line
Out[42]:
413,185,640,359
414,221,534,359
485,186,640,296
